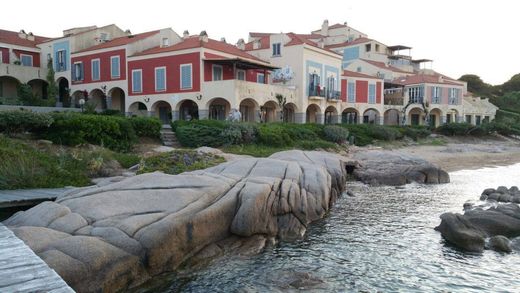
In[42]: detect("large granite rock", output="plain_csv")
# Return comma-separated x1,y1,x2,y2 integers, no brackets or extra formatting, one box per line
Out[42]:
352,150,450,185
436,203,520,253
3,150,347,293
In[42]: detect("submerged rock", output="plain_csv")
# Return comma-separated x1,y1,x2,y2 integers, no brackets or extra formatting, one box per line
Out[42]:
3,150,347,293
488,235,512,253
352,150,449,186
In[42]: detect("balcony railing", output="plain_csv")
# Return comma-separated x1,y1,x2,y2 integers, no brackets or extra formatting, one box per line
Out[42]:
409,96,424,104
384,89,404,105
309,85,341,100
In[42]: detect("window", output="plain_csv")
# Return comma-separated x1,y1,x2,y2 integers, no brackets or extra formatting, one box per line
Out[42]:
72,62,84,81
99,32,109,41
365,44,371,52
212,65,223,81
449,88,459,105
431,86,441,104
132,69,142,93
327,76,337,99
476,115,481,125
272,43,281,56
162,38,170,47
56,50,66,71
20,54,33,66
110,56,120,79
375,44,380,52
180,64,192,89
0,51,4,64
368,84,376,104
237,69,246,81
138,103,147,110
356,67,362,73
155,67,166,92
408,86,424,103
257,73,265,84
0,81,3,97
91,59,100,81
348,82,356,103
465,115,472,124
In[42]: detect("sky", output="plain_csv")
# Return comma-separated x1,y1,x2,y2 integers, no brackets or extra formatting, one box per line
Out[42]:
2,0,518,85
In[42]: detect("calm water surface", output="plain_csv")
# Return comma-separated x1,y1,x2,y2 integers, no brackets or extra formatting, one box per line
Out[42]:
140,163,520,292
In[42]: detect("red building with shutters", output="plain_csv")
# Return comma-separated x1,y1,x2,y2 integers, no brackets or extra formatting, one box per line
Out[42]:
340,70,384,124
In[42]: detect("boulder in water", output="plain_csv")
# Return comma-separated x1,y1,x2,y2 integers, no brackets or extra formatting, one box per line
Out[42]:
488,235,512,253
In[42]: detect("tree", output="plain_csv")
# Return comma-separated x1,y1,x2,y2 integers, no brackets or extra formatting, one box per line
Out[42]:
276,94,286,122
501,73,520,94
458,74,492,98
46,58,58,105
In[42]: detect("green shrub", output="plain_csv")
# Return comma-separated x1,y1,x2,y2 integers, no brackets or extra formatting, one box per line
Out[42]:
176,124,225,147
397,126,431,141
42,113,137,152
138,150,225,175
257,124,293,147
0,110,54,136
130,116,162,138
100,109,123,116
297,140,337,150
112,152,141,168
435,123,474,136
323,125,349,143
220,123,259,145
285,124,321,140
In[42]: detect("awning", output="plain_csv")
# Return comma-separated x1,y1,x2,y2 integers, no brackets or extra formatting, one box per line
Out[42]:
202,57,279,70
388,45,412,51
412,59,433,63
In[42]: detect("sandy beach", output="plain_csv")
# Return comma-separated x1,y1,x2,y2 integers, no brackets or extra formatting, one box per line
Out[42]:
351,136,520,173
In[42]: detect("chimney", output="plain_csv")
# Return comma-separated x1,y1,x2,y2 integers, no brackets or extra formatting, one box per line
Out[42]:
438,75,444,83
220,37,226,43
183,30,189,39
253,39,261,50
18,29,27,39
236,38,245,50
321,19,329,36
199,31,208,42
125,29,132,35
318,39,324,48
27,32,35,41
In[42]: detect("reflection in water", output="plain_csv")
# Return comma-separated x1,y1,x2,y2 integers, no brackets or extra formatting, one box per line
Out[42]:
137,163,520,292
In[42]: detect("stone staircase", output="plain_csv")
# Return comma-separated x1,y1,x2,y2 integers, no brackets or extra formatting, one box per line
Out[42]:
160,126,180,147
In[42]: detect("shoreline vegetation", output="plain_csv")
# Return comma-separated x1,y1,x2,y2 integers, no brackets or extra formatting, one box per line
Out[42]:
0,109,519,190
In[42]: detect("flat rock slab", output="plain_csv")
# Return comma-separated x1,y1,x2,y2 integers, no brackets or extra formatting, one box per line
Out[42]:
3,150,348,293
0,188,75,208
0,224,73,293
353,150,450,185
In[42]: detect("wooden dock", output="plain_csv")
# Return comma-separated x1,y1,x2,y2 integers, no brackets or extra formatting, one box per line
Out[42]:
0,224,74,292
0,188,73,208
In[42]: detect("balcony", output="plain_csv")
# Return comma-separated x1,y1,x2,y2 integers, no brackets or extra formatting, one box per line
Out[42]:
0,63,48,83
202,79,297,104
384,88,404,106
308,85,341,101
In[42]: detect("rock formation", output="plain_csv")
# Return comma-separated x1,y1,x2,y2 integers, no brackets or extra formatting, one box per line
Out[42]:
352,150,450,185
4,150,347,292
436,186,520,253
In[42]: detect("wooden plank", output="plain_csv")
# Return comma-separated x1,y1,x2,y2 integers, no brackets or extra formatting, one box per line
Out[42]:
0,224,74,293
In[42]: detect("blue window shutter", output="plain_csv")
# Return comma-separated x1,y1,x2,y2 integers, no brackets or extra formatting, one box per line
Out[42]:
181,65,192,89
156,68,165,91
71,64,76,80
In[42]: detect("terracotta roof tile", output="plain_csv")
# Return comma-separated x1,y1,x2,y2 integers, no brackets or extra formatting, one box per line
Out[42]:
325,37,372,49
329,23,348,30
244,36,270,51
133,36,268,63
360,59,410,74
392,73,464,86
73,30,160,54
342,70,382,79
0,29,50,48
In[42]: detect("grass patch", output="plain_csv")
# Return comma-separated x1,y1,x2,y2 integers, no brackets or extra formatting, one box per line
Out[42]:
138,150,225,175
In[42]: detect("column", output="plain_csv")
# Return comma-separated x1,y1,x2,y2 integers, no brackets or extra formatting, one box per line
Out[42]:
106,96,112,110
199,109,209,120
294,112,306,124
379,115,384,125
316,113,325,124
172,110,179,121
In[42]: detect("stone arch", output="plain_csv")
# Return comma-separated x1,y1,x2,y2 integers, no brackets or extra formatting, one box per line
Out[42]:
428,108,443,128
108,87,125,113
262,100,279,122
0,76,21,100
88,88,106,110
341,107,359,124
71,90,85,108
27,79,48,100
207,97,231,120
363,108,381,124
283,102,297,123
408,106,424,126
239,98,259,122
306,104,322,123
128,101,148,117
384,109,400,126
177,99,199,121
324,105,339,124
151,100,173,124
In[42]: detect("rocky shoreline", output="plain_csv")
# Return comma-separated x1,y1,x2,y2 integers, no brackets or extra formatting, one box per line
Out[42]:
436,186,520,253
3,150,448,292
